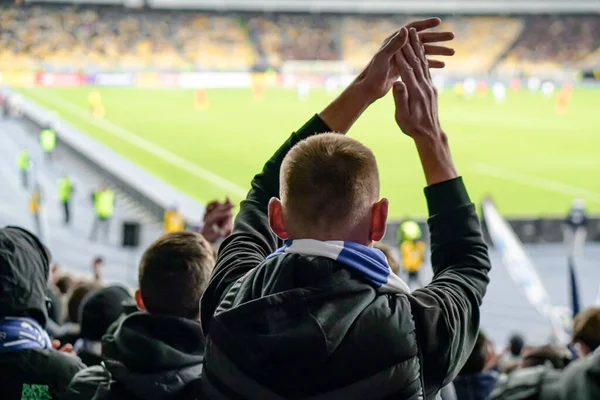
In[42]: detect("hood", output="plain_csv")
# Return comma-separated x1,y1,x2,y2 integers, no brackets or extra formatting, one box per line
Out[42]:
79,285,131,341
209,254,382,387
0,226,51,327
102,312,204,399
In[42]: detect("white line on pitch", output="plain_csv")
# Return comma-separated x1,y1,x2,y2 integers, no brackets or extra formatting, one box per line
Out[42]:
473,163,600,204
23,90,248,198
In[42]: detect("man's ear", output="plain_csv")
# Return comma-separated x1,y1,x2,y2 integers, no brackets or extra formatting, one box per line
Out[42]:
268,197,289,240
135,289,147,312
370,198,388,242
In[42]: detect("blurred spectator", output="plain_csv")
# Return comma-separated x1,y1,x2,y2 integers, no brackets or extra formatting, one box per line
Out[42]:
572,307,600,357
92,256,104,283
0,226,84,399
75,285,132,367
500,333,526,373
164,205,185,233
490,350,599,399
520,344,572,370
67,282,101,325
200,198,234,244
453,331,499,400
55,274,75,296
65,231,215,399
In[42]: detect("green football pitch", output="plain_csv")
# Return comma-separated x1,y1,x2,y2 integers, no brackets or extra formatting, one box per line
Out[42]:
17,86,600,219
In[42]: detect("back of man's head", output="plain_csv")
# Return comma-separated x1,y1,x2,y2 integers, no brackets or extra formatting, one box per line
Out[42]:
0,226,51,326
138,231,215,319
279,133,380,239
460,331,489,375
572,307,600,355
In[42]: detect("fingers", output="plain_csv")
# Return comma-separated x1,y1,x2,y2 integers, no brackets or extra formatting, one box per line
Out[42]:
424,44,455,56
379,27,408,59
393,82,410,120
419,31,454,44
60,343,73,353
401,28,425,82
409,28,429,80
393,51,417,91
405,17,441,32
428,60,445,69
52,340,60,350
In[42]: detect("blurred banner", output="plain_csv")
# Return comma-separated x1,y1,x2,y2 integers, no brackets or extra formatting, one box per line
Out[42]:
179,72,251,88
90,73,136,87
482,198,571,344
35,72,85,87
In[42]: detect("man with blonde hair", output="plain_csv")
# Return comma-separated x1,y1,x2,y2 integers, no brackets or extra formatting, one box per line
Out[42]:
200,19,490,399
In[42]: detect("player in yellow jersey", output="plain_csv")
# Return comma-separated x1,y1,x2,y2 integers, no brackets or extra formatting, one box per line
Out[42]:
88,90,106,118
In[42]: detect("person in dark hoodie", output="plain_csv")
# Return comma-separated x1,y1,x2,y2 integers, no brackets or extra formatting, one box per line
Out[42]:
198,20,490,400
75,285,132,367
453,331,499,400
0,226,85,400
65,230,219,400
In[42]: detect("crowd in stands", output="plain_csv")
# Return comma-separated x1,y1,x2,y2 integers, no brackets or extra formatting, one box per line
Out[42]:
2,15,600,400
0,6,255,71
1,5,598,74
499,16,600,75
246,14,339,68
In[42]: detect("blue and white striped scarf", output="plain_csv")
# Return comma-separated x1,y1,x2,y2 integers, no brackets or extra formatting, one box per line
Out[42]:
0,317,52,353
268,239,410,294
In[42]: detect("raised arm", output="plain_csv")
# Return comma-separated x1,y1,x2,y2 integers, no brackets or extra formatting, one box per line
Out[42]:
200,19,456,333
392,28,491,396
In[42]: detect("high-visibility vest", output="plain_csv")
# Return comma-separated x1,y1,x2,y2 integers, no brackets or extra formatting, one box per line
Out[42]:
94,190,115,218
58,178,73,202
164,210,185,233
40,129,56,152
29,190,41,214
398,220,422,243
17,151,30,171
401,240,425,273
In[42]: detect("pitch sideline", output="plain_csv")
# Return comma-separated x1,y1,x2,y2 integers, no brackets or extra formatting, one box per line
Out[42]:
474,162,600,204
23,90,249,198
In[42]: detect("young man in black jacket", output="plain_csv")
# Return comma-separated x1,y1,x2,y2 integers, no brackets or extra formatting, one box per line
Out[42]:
65,231,221,400
199,19,491,400
0,226,84,399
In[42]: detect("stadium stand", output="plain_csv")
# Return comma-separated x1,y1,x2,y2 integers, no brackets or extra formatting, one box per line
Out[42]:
1,6,599,74
0,6,256,72
342,16,524,74
497,16,600,75
246,14,339,67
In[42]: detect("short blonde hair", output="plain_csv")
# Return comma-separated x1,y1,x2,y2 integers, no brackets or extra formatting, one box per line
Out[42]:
280,133,379,235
